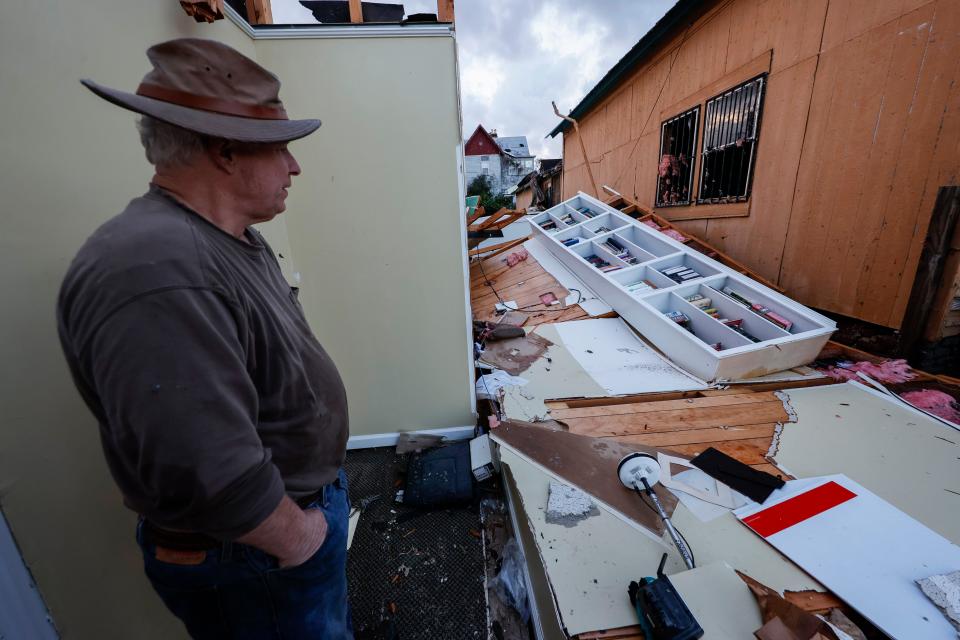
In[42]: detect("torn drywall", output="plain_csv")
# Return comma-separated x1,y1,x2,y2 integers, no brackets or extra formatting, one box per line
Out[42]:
773,383,960,543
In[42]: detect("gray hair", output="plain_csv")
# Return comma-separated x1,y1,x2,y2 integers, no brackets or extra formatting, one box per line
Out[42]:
136,116,208,168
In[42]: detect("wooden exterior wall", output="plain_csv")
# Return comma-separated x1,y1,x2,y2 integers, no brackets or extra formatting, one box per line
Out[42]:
560,0,960,329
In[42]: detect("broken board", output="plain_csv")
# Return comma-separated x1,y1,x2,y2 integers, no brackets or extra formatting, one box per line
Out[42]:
491,420,677,537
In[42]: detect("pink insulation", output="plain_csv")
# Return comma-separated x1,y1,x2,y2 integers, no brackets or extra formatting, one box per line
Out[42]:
505,248,529,267
820,359,916,384
900,389,960,424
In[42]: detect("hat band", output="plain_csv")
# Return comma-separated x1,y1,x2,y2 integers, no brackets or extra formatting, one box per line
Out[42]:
136,83,288,120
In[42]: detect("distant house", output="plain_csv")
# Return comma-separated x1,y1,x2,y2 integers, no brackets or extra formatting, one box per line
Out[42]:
514,159,563,211
463,125,535,195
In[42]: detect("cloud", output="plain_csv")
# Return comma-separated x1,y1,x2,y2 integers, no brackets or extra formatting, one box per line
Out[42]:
457,0,674,158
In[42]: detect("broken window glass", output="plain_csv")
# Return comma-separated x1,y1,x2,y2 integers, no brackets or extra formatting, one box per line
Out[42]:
656,106,699,207
698,75,766,203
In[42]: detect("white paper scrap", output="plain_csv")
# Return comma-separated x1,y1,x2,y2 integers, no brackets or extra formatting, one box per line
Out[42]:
475,370,528,400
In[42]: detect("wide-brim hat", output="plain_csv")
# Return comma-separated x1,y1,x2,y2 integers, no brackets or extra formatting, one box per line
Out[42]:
82,38,320,143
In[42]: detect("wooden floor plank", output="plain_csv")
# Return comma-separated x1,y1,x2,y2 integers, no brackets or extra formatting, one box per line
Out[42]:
610,423,776,447
664,438,773,466
563,402,789,436
549,392,779,420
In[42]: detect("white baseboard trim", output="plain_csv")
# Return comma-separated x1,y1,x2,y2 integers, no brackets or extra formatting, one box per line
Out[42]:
346,425,477,450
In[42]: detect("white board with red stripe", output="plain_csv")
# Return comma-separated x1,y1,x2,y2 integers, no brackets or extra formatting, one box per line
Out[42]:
735,474,960,639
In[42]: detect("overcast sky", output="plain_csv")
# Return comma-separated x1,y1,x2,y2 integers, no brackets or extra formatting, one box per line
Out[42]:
272,0,675,159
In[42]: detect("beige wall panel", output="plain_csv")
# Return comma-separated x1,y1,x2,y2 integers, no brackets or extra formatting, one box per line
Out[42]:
703,56,818,282
0,3,256,638
254,36,473,435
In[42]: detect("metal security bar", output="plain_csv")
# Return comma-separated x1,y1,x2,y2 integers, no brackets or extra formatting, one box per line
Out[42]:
656,106,700,207
698,75,766,203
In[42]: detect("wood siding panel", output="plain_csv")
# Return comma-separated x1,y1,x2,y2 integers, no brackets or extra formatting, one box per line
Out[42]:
703,56,818,282
724,0,761,72
821,0,921,52
781,20,903,319
559,0,958,328
843,4,938,321
883,0,960,325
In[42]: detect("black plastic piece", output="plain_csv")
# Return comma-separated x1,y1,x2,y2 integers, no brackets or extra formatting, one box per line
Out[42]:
403,442,474,507
628,553,704,640
689,446,784,503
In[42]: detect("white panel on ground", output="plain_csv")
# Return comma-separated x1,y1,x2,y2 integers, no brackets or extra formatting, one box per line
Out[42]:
735,475,960,640
774,382,960,543
554,318,706,395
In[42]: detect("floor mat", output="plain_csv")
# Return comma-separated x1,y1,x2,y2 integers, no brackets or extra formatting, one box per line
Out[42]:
345,447,487,639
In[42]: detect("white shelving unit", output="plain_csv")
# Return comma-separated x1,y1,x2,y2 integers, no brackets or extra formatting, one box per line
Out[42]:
529,193,836,381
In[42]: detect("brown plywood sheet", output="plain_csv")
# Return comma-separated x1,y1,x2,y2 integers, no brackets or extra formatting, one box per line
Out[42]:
490,421,677,537
478,331,553,376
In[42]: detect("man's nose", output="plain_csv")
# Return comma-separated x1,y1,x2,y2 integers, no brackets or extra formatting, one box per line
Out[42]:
285,149,301,176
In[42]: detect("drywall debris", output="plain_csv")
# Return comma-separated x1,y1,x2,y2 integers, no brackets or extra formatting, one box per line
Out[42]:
767,422,785,459
774,390,798,422
917,570,960,632
545,481,598,527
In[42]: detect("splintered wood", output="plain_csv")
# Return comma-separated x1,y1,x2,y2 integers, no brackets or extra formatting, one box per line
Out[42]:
179,0,224,22
547,391,793,476
470,243,590,327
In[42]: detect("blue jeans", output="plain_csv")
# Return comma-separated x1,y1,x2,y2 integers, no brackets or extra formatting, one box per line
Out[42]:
137,469,353,639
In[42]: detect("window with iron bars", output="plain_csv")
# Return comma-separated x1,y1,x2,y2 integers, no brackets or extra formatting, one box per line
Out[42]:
698,75,766,203
656,106,699,207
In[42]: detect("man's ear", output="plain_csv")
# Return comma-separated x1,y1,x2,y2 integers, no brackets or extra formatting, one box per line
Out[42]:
208,139,238,174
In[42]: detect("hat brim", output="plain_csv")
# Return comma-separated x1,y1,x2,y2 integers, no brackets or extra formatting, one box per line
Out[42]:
81,79,321,143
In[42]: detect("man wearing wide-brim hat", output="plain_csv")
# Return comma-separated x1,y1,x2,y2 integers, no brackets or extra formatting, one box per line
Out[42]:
57,38,352,638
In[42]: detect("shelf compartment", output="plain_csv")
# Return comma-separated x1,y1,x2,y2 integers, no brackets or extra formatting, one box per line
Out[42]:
569,240,629,274
644,291,752,352
581,212,631,236
704,276,820,335
563,194,612,221
593,233,653,265
611,225,680,258
647,253,721,285
530,211,567,233
553,225,596,247
610,265,677,297
676,283,791,343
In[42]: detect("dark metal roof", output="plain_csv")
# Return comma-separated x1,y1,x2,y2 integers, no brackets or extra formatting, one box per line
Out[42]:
547,0,705,138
